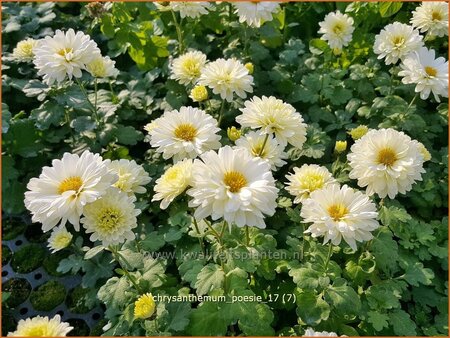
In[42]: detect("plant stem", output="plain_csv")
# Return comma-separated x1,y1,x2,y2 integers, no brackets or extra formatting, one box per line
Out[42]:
75,77,99,123
406,93,418,114
204,219,222,241
258,134,270,157
171,10,184,54
217,100,226,127
109,246,143,294
324,243,333,272
193,217,205,254
94,77,98,115
245,225,250,247
220,221,227,239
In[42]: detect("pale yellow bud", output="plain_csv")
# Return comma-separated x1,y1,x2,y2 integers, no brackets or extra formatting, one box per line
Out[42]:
348,125,369,140
335,140,347,153
244,62,254,74
417,142,431,162
190,85,208,102
227,127,242,142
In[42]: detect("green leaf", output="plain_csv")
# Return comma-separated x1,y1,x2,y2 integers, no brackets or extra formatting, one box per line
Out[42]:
389,309,417,335
179,259,206,288
31,101,65,130
98,276,132,308
379,2,403,18
309,38,328,55
371,227,399,275
288,266,320,289
71,116,96,133
166,302,191,332
296,291,330,325
57,254,84,274
324,279,361,316
140,231,165,251
187,302,230,335
379,206,411,226
195,264,225,296
118,249,144,270
3,119,43,157
2,103,11,133
402,262,435,286
115,125,143,145
84,246,104,260
367,311,389,331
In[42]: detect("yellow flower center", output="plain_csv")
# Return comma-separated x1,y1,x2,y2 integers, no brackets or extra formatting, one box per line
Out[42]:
164,166,182,181
392,36,405,46
22,324,48,336
223,171,247,193
327,203,349,221
377,147,398,166
57,47,74,61
174,123,197,141
301,173,325,192
182,59,201,77
432,11,442,21
333,23,344,34
88,58,106,77
96,207,123,232
425,66,437,77
53,233,72,249
114,172,132,192
58,176,83,195
134,293,156,319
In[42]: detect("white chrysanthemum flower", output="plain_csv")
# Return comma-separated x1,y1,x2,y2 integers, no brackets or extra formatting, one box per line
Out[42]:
25,151,117,232
303,328,339,337
233,2,280,28
348,128,425,199
152,159,193,209
236,96,307,148
398,47,448,102
318,10,355,51
47,226,73,253
187,146,279,228
373,22,423,65
235,131,287,170
411,2,448,38
301,184,379,251
81,188,140,246
33,29,101,84
285,164,335,203
12,38,39,62
170,51,207,85
149,106,221,161
198,58,253,102
108,159,151,195
86,55,119,78
171,2,213,18
8,315,73,337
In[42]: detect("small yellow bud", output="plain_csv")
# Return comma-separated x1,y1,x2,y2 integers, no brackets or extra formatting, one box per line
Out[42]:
134,293,156,320
348,125,369,140
190,85,208,102
244,62,254,75
227,127,242,142
335,140,347,153
333,48,342,56
417,142,432,162
13,38,38,62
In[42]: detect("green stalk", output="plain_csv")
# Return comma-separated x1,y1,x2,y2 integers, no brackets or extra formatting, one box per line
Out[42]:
258,134,270,157
324,243,333,272
171,10,184,54
109,246,143,294
217,100,226,127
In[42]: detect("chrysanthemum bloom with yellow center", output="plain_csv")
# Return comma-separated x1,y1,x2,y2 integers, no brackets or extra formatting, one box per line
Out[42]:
187,146,278,229
348,125,369,140
170,51,207,85
411,2,448,38
285,164,335,203
86,55,119,78
25,151,117,232
8,315,73,337
81,188,140,246
108,159,151,195
33,29,101,84
152,159,193,209
373,22,423,65
303,327,340,337
236,95,307,149
12,38,39,62
235,131,287,170
149,106,221,161
301,184,379,251
348,128,425,199
399,47,448,102
170,2,213,19
190,85,208,102
233,2,280,28
318,10,354,51
134,293,156,319
47,226,73,253
198,58,254,102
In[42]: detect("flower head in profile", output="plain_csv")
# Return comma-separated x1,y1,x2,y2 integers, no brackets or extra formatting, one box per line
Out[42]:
148,106,221,161
171,51,207,85
187,146,279,229
348,128,425,199
233,2,280,28
134,293,156,319
373,22,423,65
198,58,253,102
33,29,101,84
413,140,432,162
411,2,448,38
153,159,193,209
236,96,307,148
86,56,119,78
348,125,369,140
318,11,355,52
25,151,117,232
8,315,73,337
398,47,448,102
81,188,140,246
12,38,39,62
285,164,335,203
47,226,73,253
171,2,213,19
108,159,151,195
301,184,379,251
303,328,340,337
235,131,287,170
